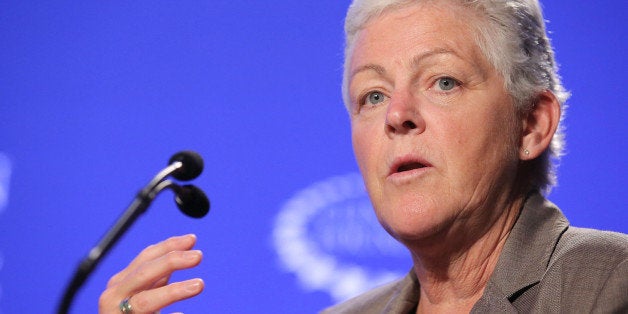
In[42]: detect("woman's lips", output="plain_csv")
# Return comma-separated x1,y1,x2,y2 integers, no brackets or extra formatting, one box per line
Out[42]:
387,156,432,182
396,162,426,173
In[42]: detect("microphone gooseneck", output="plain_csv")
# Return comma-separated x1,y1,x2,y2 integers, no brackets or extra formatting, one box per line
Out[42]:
57,151,210,314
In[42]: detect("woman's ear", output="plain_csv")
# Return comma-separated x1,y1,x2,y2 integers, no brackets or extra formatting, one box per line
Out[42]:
520,90,561,160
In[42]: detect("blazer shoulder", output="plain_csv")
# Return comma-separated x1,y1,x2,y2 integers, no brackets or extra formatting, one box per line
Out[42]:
551,226,628,266
538,227,628,312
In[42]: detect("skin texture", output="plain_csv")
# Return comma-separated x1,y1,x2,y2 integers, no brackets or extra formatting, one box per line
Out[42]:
349,2,520,250
99,2,561,312
348,2,560,312
98,234,204,314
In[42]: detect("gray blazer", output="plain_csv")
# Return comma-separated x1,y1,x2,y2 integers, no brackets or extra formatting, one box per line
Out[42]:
322,193,628,313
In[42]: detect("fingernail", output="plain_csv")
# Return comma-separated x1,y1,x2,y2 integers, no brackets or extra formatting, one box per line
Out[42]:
180,233,196,240
171,234,192,242
185,279,203,292
184,250,202,260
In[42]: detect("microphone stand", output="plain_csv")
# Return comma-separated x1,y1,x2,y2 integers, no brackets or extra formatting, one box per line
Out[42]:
57,162,182,314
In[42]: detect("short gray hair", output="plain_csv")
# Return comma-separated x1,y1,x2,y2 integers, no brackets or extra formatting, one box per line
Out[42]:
343,0,570,192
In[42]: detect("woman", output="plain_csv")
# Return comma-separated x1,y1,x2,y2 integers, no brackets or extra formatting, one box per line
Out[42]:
99,0,628,313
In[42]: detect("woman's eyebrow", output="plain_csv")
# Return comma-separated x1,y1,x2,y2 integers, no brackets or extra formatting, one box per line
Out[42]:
350,63,386,81
410,48,458,69
350,48,460,81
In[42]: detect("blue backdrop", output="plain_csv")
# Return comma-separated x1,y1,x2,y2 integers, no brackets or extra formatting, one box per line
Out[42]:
0,1,626,313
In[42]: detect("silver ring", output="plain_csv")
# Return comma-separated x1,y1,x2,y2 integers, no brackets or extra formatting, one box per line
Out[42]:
119,297,133,314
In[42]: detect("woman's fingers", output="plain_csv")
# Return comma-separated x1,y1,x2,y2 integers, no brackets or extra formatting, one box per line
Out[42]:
117,249,203,298
99,235,204,313
107,234,197,288
123,278,204,314
100,278,204,314
151,274,171,289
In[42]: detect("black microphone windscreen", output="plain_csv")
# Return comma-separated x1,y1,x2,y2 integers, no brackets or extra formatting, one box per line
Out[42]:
169,150,204,181
175,184,210,218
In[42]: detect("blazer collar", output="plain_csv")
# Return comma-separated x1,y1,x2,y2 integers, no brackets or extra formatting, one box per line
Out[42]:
378,193,570,313
483,192,570,301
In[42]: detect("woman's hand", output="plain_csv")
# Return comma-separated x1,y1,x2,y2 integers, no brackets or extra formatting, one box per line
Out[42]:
99,234,204,313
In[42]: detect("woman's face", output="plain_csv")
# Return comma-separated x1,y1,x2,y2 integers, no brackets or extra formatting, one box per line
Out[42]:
349,2,522,244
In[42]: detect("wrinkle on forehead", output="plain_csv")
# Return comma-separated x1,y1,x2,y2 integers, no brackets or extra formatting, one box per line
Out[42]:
348,2,494,84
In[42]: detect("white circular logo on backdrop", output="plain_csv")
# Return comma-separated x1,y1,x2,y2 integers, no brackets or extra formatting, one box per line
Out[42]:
272,173,409,302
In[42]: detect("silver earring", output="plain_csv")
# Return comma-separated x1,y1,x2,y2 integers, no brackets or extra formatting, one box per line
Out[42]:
524,149,530,156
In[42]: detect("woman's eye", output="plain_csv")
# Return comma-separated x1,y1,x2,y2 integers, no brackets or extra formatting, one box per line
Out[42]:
365,91,386,105
437,77,458,91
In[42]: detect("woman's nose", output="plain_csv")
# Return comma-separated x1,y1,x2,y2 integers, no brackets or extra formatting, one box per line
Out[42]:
385,91,425,136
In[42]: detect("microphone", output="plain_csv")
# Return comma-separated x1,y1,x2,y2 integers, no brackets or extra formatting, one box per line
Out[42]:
174,184,210,218
168,150,204,181
152,180,210,218
57,151,210,314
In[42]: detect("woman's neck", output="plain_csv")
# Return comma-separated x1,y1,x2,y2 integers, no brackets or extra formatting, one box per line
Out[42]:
409,196,525,313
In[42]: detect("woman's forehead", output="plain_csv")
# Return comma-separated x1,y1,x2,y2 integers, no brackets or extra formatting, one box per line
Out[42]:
350,2,486,70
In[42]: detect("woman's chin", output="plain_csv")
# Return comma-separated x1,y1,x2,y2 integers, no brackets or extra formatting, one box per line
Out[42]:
379,214,452,247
